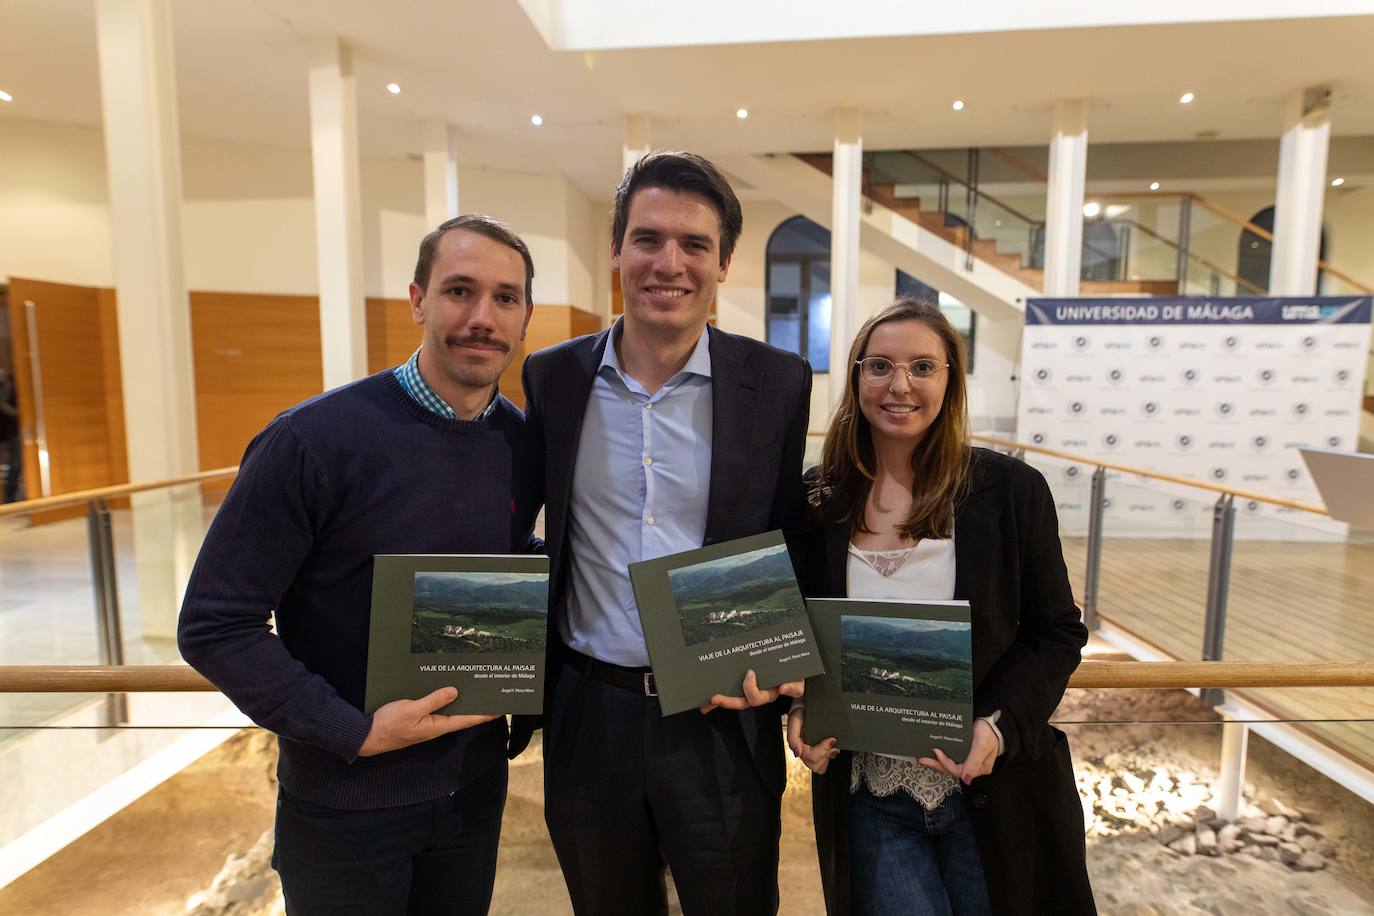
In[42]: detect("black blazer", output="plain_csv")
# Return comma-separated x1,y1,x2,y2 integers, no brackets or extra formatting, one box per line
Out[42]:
798,448,1096,915
510,324,813,796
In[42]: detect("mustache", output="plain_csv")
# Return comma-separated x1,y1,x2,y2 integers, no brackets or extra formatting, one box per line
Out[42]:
447,333,510,354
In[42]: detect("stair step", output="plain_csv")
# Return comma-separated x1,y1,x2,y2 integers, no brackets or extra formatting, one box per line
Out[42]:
796,153,833,176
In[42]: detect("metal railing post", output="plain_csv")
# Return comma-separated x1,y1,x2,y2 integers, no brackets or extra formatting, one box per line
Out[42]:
86,497,128,726
1082,466,1107,631
1200,493,1236,707
1175,196,1193,294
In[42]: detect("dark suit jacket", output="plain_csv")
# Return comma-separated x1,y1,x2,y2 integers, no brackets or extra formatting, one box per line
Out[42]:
798,448,1096,915
511,324,813,796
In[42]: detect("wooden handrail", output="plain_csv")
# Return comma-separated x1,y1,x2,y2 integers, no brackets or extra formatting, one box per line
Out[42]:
1,661,1371,692
1099,191,1372,294
970,435,1329,515
0,467,239,519
1101,213,1267,295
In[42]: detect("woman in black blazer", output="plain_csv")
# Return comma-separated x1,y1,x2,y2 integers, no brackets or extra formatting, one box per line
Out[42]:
787,297,1095,915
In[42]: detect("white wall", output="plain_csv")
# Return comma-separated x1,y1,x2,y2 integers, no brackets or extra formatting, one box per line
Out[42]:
0,117,602,308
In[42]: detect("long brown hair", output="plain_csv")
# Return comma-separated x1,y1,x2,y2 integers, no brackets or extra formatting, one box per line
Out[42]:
812,297,972,540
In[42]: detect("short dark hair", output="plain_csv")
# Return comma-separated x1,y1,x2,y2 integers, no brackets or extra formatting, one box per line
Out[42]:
611,151,743,266
413,213,535,304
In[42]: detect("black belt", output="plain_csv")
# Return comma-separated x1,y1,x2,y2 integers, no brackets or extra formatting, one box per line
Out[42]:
559,644,657,697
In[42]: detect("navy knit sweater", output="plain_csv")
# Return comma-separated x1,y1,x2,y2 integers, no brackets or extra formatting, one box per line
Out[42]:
178,371,542,809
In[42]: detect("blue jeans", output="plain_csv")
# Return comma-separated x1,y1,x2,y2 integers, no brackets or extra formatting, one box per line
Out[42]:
850,784,992,916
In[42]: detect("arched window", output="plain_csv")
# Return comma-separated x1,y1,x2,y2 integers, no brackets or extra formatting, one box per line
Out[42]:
1237,206,1328,294
765,216,831,371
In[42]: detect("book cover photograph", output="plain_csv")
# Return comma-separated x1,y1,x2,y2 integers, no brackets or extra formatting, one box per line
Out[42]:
365,554,549,716
804,598,973,761
628,530,825,716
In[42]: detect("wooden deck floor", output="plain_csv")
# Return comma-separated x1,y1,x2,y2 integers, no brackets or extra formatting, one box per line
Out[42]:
1060,535,1374,768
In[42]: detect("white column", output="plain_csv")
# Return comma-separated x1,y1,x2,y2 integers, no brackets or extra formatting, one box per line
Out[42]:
1043,100,1089,298
95,0,202,638
1270,89,1332,296
307,36,367,389
622,113,651,174
422,120,459,228
829,107,863,406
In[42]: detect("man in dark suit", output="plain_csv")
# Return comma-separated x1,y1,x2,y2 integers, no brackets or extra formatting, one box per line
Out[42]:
515,151,812,915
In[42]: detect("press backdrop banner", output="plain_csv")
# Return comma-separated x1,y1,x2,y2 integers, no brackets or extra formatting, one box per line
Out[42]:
1016,297,1373,538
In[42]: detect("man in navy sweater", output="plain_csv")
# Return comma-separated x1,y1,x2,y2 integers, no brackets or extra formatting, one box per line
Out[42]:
178,214,542,915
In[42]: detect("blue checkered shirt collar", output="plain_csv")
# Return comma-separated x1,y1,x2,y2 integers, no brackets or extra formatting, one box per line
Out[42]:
393,348,498,421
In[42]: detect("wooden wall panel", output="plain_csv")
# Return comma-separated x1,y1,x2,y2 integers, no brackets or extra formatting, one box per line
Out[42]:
189,291,323,474
366,297,421,374
499,305,603,410
7,277,128,521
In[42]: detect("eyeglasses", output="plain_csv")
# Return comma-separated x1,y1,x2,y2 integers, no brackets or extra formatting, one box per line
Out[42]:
855,357,950,386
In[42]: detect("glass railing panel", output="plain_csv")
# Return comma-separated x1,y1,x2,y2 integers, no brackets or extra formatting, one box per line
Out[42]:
0,485,228,751
4,715,1371,912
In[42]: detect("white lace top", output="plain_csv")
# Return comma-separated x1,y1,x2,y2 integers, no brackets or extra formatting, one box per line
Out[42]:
847,539,963,810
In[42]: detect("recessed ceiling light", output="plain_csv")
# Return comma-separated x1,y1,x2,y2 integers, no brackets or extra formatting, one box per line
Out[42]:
993,219,1002,227
1179,92,1195,105
386,83,401,95
736,108,748,119
530,114,543,126
1149,181,1160,191
0,90,12,103
1331,177,1345,187
1083,202,1102,218
952,100,965,111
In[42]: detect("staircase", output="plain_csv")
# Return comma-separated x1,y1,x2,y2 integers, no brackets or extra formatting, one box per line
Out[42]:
794,152,1174,297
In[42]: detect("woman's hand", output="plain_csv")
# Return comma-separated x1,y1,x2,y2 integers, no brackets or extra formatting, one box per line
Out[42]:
786,704,839,774
917,717,998,785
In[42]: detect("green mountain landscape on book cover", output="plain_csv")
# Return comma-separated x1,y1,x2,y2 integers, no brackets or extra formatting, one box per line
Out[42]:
409,571,547,655
840,615,972,703
666,542,808,648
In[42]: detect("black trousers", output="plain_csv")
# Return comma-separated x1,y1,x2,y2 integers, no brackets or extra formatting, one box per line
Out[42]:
543,656,781,916
272,758,508,915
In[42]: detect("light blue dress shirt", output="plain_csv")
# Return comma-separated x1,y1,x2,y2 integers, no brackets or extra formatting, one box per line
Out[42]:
562,322,714,667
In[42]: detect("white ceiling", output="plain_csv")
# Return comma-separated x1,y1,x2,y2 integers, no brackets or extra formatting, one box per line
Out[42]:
1,1,1372,199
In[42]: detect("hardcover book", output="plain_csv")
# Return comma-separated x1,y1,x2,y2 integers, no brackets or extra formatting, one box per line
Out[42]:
628,530,825,716
365,554,549,716
803,598,973,761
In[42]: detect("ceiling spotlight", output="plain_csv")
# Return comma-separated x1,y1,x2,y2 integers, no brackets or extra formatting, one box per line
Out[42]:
1331,177,1345,187
0,89,12,103
1149,181,1160,191
386,83,401,95
1083,201,1102,218
994,219,1002,227
530,114,543,126
1179,92,1195,104
952,100,965,111
736,108,748,119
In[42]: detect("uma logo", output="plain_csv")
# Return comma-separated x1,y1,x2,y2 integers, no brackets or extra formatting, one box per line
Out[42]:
1102,433,1121,450
1256,368,1276,386
1335,369,1351,385
1222,335,1240,351
1215,401,1235,418
1176,434,1195,451
1210,466,1229,481
1072,334,1091,352
1285,467,1302,483
1168,498,1190,515
1301,335,1318,351
1063,466,1082,481
1106,368,1125,385
1033,367,1053,384
1250,435,1269,453
1180,368,1200,386
1140,401,1160,418
1067,400,1087,417
1328,436,1343,449
1030,432,1047,445
1147,334,1166,351
1291,402,1310,418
